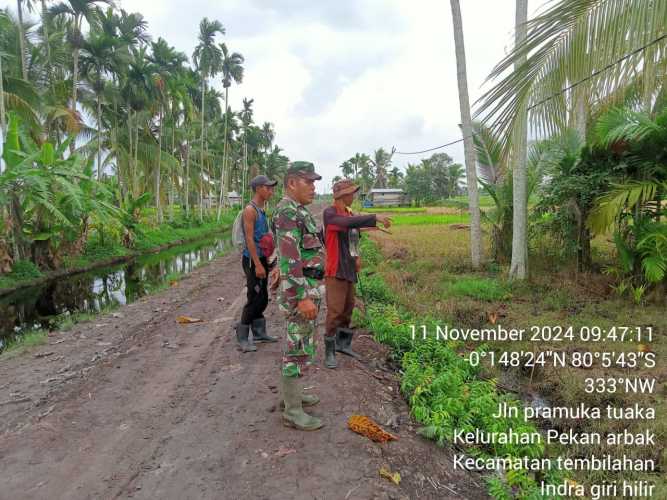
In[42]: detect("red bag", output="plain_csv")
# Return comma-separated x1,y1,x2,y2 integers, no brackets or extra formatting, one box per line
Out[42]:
258,233,275,258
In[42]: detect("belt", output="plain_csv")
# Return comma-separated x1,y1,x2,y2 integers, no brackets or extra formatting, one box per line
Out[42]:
303,267,324,280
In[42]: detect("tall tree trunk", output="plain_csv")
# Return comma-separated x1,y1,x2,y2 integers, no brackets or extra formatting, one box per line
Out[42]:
134,119,139,197
0,50,6,169
41,0,55,108
450,0,482,269
156,104,163,224
509,0,529,280
185,138,190,217
200,76,206,222
97,94,103,182
217,87,230,221
69,18,81,155
16,0,28,80
127,107,133,196
170,122,175,220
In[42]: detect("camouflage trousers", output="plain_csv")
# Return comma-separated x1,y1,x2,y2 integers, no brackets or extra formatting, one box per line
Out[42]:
281,299,320,378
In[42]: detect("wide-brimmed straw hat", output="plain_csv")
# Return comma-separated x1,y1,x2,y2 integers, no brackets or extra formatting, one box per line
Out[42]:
333,179,360,199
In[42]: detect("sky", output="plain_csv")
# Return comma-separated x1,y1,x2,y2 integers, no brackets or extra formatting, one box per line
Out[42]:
8,0,540,192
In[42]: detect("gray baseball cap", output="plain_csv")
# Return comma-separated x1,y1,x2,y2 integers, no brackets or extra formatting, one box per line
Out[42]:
250,175,278,190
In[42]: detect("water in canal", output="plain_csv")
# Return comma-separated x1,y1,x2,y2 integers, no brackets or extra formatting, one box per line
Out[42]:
0,234,232,349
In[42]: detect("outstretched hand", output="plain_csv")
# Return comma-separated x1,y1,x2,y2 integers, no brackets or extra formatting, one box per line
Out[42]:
376,214,392,229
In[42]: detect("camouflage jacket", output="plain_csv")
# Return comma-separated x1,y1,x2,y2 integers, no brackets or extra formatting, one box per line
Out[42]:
273,195,325,311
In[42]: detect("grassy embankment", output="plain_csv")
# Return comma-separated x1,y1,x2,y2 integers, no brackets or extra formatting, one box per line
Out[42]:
356,208,666,498
0,210,235,291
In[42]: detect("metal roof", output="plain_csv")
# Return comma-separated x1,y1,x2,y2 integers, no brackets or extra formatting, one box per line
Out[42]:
369,188,404,193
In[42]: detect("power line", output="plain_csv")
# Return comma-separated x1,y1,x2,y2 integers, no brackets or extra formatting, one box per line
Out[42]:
394,33,667,156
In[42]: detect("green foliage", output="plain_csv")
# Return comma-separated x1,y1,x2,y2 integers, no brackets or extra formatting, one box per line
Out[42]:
403,153,465,205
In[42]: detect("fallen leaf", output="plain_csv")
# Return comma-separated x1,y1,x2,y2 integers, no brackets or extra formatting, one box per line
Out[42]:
176,316,204,324
348,415,398,443
638,344,652,353
379,466,401,485
488,312,498,324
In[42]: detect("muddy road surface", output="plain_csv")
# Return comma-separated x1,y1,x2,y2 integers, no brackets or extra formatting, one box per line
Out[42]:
0,246,488,499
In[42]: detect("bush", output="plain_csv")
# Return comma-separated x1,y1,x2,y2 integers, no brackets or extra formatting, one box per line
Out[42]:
8,260,43,280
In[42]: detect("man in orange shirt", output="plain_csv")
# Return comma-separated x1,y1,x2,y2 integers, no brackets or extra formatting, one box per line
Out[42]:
322,180,391,368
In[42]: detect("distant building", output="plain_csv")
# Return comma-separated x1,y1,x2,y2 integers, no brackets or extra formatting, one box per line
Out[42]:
226,191,242,206
364,188,408,207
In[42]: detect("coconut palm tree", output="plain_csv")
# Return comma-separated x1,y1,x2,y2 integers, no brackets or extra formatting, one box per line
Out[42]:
370,147,392,188
238,97,253,207
450,0,482,269
49,0,113,153
149,37,187,222
192,17,223,220
218,41,244,218
80,30,116,181
261,121,274,153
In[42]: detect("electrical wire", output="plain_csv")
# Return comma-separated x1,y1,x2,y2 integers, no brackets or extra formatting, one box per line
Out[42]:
393,34,667,155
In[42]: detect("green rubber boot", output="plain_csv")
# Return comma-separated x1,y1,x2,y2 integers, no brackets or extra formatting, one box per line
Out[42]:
280,391,320,408
281,376,323,430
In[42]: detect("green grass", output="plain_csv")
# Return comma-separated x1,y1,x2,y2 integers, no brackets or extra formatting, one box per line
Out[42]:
391,213,470,226
443,276,512,301
134,215,234,251
1,329,48,358
0,260,44,289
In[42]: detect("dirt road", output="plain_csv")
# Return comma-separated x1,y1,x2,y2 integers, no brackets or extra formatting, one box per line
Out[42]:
0,248,488,499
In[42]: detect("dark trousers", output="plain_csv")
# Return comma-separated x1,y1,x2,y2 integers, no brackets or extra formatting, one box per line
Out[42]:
241,255,269,325
325,277,355,338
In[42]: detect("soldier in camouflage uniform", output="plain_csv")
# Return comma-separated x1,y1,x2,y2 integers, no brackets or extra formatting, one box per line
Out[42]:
273,161,325,431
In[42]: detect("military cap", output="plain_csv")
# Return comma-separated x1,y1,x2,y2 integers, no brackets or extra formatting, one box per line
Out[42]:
332,179,360,199
287,161,322,180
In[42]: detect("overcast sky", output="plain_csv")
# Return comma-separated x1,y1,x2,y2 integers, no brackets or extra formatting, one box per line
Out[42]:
10,0,540,192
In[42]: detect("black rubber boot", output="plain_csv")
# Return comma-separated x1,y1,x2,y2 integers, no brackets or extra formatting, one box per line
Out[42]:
251,318,277,343
236,323,257,352
335,328,361,359
324,337,337,368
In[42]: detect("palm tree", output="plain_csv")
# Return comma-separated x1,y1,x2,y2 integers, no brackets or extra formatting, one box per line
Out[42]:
450,0,482,269
218,41,243,218
149,37,187,223
237,97,253,208
339,160,354,178
371,148,392,188
49,0,113,153
80,30,116,181
192,17,223,219
261,121,274,153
